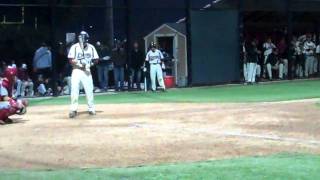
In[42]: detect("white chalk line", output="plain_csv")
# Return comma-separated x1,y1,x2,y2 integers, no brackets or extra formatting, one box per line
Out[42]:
136,124,320,146
212,131,320,146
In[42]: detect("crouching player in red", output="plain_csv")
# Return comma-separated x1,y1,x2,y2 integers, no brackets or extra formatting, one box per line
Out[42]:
0,67,28,125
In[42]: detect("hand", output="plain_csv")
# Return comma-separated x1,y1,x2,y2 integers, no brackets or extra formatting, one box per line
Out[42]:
33,68,37,73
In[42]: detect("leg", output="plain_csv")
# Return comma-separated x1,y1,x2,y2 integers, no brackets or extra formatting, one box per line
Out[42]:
283,59,288,77
278,63,284,79
256,64,261,78
15,79,23,97
243,63,248,82
70,69,81,112
104,65,109,90
136,69,142,89
27,81,34,97
113,67,119,91
267,63,272,80
314,57,318,74
156,64,166,89
247,63,253,83
119,67,125,90
81,73,95,113
304,57,309,77
96,66,105,89
150,64,157,91
129,68,134,89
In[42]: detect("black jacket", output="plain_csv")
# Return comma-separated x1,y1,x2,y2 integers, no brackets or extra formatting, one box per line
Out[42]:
266,53,279,66
129,49,144,69
112,49,127,67
246,43,259,63
97,47,110,65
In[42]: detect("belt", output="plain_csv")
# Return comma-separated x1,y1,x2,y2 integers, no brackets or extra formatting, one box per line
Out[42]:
150,63,160,65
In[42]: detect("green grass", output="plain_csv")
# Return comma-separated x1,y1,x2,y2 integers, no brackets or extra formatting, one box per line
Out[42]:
1,154,319,180
29,80,320,106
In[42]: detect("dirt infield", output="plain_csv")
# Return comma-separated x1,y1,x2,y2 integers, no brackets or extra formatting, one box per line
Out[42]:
0,100,320,169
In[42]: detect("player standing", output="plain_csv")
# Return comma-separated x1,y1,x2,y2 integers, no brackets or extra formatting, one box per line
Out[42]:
145,42,166,92
68,31,99,118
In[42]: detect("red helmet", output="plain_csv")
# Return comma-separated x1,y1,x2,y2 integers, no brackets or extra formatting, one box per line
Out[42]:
3,66,17,81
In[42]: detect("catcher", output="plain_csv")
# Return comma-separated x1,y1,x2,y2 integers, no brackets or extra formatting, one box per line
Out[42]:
0,66,28,125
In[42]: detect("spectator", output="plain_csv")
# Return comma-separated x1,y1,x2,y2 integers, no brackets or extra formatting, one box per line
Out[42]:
0,62,7,76
33,43,52,79
263,37,276,64
36,76,52,96
266,49,285,80
295,38,305,78
303,35,316,77
262,37,276,78
246,39,261,84
242,40,248,83
16,64,34,97
95,41,111,92
112,44,127,91
129,42,144,90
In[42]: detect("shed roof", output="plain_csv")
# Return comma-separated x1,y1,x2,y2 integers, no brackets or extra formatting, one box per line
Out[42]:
144,23,186,39
211,0,320,12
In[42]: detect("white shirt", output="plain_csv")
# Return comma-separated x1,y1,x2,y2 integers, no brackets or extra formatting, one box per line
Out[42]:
263,42,276,56
0,82,8,97
68,43,99,63
303,41,316,55
316,45,320,54
145,49,164,64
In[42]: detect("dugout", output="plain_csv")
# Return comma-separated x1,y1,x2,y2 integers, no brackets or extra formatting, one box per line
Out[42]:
144,23,188,87
188,0,320,85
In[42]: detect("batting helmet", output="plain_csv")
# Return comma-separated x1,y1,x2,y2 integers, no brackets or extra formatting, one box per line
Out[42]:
150,42,157,48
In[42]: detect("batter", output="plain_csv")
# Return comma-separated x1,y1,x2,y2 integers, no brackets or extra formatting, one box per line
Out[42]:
68,31,99,118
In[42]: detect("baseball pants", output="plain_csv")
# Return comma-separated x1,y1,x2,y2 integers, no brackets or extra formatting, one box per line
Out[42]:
247,63,257,83
267,63,284,79
305,56,315,77
150,64,166,91
70,69,95,112
243,63,248,82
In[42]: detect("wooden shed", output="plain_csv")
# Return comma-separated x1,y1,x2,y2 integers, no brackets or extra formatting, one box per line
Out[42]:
144,23,188,87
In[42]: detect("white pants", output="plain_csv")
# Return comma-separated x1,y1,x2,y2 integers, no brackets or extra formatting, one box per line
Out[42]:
295,65,304,78
243,63,248,82
314,58,318,73
70,69,95,112
282,59,288,77
16,79,34,97
247,63,257,83
150,64,166,91
267,63,284,79
37,84,47,95
305,56,315,77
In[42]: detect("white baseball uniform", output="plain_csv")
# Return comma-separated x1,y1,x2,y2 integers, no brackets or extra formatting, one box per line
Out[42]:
303,41,316,77
146,49,166,91
68,43,99,112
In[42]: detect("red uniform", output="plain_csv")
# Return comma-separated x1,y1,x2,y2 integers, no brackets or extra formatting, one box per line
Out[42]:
0,67,28,124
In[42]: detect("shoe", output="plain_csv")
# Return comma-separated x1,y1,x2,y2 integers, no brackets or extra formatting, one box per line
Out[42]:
160,88,166,92
4,118,13,124
0,120,5,125
89,111,96,116
69,111,77,119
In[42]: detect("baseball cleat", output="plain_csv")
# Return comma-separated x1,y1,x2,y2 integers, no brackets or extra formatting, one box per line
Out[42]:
0,120,5,125
69,111,77,119
89,111,96,116
4,118,13,124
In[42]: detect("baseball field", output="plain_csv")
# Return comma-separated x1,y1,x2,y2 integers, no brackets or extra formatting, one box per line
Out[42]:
1,79,320,179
